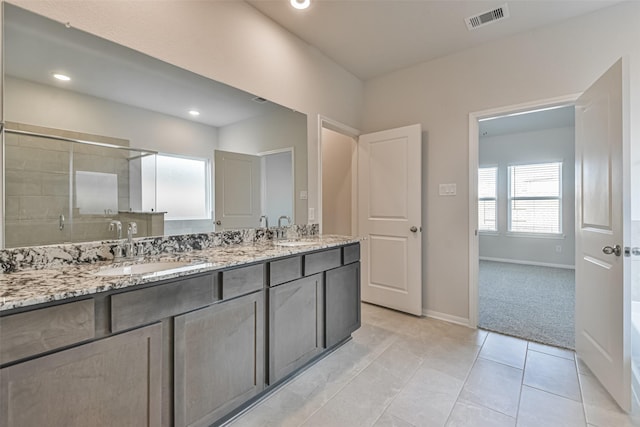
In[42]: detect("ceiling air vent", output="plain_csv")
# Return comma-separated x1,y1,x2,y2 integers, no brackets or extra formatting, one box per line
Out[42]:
465,4,509,30
252,96,268,104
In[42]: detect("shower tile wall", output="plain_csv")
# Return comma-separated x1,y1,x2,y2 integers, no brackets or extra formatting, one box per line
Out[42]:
4,123,131,247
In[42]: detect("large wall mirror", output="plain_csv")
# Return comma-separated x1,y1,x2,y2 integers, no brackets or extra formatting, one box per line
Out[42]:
1,3,308,248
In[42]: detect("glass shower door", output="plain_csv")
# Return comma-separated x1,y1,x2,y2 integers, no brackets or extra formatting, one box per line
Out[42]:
4,129,71,247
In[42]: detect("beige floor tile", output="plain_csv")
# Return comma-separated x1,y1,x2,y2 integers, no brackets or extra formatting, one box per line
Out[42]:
421,336,482,381
372,338,425,383
283,341,374,405
301,361,406,427
373,412,416,427
385,365,464,427
420,318,489,346
516,386,586,427
528,342,575,360
580,373,639,427
458,357,523,417
479,333,528,369
445,400,516,427
229,387,318,427
523,350,581,401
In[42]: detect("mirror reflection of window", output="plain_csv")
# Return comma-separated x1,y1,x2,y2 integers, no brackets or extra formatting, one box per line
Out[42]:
75,171,118,215
142,154,211,220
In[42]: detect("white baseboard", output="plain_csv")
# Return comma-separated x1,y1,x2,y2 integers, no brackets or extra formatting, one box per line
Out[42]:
423,309,471,328
480,256,575,270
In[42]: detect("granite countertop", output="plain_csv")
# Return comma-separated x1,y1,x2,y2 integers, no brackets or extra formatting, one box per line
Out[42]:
0,235,358,312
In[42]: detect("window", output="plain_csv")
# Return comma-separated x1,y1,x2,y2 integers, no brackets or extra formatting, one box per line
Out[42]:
478,167,497,232
508,162,561,234
152,154,211,221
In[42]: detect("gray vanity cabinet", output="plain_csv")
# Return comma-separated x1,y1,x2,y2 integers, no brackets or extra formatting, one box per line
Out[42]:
174,290,265,427
268,273,324,384
325,254,361,348
0,323,162,427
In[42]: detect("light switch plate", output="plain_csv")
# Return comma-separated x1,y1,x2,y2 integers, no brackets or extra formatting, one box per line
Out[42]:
439,183,457,196
300,190,308,200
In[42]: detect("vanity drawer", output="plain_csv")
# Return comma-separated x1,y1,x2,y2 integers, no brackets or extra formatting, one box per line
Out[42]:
111,273,216,332
0,299,95,365
269,256,303,286
221,264,264,299
343,244,360,265
304,248,342,276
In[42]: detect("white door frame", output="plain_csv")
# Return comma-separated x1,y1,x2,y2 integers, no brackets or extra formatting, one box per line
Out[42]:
318,115,360,235
468,94,580,328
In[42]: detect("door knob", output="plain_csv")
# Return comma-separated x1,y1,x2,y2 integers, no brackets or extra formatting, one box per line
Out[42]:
410,226,418,233
602,245,622,256
215,220,222,226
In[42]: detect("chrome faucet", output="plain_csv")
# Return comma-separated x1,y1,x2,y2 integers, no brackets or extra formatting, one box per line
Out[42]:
276,215,291,240
277,215,291,228
124,222,138,259
259,215,269,229
108,220,122,239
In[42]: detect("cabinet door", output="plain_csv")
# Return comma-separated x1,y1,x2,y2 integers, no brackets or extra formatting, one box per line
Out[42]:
325,262,361,348
174,291,265,427
0,323,162,427
268,273,324,384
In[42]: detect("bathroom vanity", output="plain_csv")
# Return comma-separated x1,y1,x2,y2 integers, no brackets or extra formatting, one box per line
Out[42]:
0,236,360,427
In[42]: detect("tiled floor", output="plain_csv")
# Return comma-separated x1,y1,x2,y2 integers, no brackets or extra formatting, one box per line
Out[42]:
228,303,639,427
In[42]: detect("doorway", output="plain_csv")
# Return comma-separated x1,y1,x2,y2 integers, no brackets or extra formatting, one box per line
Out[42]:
318,117,359,236
260,148,294,226
321,128,357,236
468,95,579,328
476,105,576,349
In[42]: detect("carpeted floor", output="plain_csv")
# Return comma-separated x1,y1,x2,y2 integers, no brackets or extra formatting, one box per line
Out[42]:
478,260,575,349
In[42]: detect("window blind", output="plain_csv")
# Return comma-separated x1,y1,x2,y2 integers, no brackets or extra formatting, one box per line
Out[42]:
478,167,497,231
509,162,561,233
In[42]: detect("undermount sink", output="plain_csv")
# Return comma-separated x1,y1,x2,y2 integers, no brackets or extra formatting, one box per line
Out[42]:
274,240,317,247
94,261,194,277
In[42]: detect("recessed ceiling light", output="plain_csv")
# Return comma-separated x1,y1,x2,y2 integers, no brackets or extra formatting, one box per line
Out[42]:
290,0,310,10
189,110,200,117
53,73,71,82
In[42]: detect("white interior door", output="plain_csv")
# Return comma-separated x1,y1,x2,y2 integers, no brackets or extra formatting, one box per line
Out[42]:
358,124,422,316
214,150,261,230
575,58,630,411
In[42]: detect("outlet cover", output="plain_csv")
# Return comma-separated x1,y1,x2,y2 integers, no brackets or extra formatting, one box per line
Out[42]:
439,183,457,196
308,208,315,220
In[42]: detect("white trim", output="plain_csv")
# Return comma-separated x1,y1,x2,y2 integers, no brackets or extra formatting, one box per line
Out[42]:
479,256,575,270
468,93,580,329
423,309,471,328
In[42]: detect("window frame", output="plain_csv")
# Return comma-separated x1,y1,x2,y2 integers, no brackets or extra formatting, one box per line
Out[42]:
478,165,498,234
507,161,563,236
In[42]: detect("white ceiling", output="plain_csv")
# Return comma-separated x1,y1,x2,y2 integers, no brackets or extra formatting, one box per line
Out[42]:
248,0,622,80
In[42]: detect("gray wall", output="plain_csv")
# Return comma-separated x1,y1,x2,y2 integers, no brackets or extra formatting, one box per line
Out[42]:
479,126,575,267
